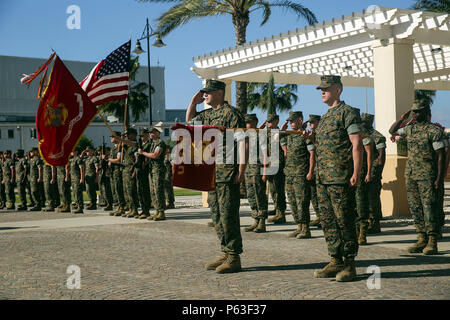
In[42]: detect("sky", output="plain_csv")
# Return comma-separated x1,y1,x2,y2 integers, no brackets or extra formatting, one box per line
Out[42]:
1,0,449,129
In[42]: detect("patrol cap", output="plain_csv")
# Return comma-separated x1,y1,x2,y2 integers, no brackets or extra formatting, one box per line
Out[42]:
411,102,428,111
200,79,226,93
361,113,374,124
267,114,279,122
125,127,138,135
85,146,94,151
287,111,303,121
244,113,258,123
110,131,121,137
149,126,162,133
140,128,150,136
309,114,321,123
316,75,342,90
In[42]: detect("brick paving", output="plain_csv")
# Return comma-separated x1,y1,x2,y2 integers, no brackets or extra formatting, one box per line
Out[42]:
1,195,449,300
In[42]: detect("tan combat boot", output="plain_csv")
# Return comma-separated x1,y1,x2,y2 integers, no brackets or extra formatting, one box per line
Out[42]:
137,210,149,219
367,219,381,234
103,204,113,211
127,208,138,218
313,257,344,278
154,211,166,221
205,253,228,271
288,224,302,238
407,233,428,253
59,204,71,213
254,218,266,233
423,234,438,255
72,206,83,214
358,225,368,245
272,210,286,224
309,217,321,228
207,221,215,227
147,212,158,220
114,206,125,216
244,219,259,232
336,257,357,282
267,211,280,223
296,223,311,239
215,254,242,274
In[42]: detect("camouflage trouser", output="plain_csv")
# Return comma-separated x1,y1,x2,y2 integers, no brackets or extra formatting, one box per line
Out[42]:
30,179,44,207
245,174,268,219
367,178,382,222
0,181,6,205
267,168,286,212
123,167,138,210
149,167,166,211
356,179,369,228
137,168,151,213
84,175,97,205
43,178,59,207
100,176,114,207
71,177,83,208
310,177,320,216
406,177,439,235
208,182,243,255
112,169,126,208
57,176,71,206
317,183,358,259
437,181,445,227
16,179,27,206
286,175,311,224
4,179,15,205
149,170,155,207
26,179,34,206
164,170,175,206
110,172,118,206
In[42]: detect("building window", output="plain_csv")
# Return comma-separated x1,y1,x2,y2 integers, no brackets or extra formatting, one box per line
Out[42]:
0,130,2,139
164,128,170,137
8,129,14,139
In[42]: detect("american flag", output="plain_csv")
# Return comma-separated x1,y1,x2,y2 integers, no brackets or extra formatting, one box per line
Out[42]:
80,40,131,106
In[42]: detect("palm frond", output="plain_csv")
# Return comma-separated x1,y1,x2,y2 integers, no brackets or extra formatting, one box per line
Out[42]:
411,0,450,13
267,1,317,25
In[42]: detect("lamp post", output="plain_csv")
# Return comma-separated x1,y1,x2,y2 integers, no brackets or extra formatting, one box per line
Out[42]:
132,18,166,127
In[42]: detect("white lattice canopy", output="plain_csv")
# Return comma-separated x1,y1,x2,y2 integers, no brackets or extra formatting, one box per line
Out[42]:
191,5,450,90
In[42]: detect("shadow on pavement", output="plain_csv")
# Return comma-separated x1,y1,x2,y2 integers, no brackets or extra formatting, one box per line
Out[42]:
0,226,38,231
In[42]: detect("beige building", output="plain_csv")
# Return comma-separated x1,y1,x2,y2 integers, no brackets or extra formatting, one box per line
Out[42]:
191,6,450,216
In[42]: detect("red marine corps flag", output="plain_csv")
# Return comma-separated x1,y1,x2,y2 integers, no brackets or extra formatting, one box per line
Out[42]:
35,56,98,166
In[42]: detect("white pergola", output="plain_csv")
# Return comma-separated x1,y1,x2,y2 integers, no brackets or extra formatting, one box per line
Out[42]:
191,5,450,216
192,5,449,90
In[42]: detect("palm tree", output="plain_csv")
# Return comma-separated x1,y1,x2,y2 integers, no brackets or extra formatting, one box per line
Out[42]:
247,73,298,115
138,0,317,114
411,1,449,108
99,55,153,126
412,0,450,12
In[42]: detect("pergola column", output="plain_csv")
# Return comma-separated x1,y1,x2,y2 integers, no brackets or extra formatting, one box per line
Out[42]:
372,38,415,217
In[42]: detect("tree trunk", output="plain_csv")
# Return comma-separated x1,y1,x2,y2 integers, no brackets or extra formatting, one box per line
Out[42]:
233,13,249,115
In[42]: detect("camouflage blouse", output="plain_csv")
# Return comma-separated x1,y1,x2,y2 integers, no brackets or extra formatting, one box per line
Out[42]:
315,101,361,184
281,132,314,176
192,103,245,183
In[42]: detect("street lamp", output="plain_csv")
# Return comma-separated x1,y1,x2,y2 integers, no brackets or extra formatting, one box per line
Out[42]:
132,18,166,127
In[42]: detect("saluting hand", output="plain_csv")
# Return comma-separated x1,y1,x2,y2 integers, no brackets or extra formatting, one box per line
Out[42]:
280,121,289,131
191,91,205,105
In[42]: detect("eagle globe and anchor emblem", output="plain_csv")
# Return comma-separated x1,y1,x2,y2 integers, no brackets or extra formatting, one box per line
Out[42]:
44,95,69,127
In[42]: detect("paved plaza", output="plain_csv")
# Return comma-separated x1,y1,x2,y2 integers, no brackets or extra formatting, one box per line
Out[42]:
1,191,450,300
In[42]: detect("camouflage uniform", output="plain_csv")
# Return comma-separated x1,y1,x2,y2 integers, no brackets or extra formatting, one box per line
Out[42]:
0,157,6,208
244,116,268,223
281,111,314,238
70,155,84,211
15,155,28,209
148,137,167,216
307,114,321,224
98,154,114,209
315,100,361,259
362,114,386,232
42,164,59,210
193,101,245,256
110,144,126,210
84,153,99,208
2,156,15,209
164,151,175,208
136,135,151,216
25,156,34,207
122,143,139,212
56,165,71,211
29,154,44,208
399,122,445,237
